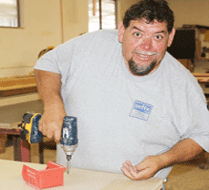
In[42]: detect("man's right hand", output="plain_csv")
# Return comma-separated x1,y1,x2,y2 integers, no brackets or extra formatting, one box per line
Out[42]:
39,104,66,143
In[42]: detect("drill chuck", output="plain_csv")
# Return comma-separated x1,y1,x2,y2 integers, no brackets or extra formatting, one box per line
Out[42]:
62,145,77,156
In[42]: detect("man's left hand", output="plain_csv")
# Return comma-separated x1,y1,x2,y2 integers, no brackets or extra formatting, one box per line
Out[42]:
121,155,162,180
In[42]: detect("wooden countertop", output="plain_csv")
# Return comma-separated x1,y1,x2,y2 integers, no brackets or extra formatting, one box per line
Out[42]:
0,160,163,190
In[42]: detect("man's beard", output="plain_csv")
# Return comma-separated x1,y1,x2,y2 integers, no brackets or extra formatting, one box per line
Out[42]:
128,59,157,76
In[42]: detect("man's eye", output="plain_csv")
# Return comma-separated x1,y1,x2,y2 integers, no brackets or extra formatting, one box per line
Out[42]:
155,35,163,40
134,32,141,37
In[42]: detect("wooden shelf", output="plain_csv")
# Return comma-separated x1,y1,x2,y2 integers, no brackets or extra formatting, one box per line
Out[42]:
0,76,37,97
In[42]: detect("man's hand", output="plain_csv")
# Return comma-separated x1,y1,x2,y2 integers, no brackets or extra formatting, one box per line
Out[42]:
39,104,66,143
121,139,203,180
121,155,162,180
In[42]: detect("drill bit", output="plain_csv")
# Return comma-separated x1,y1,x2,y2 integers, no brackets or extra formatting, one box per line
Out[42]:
66,155,72,174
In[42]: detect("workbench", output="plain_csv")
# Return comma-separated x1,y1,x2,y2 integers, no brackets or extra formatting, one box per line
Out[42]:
0,159,163,190
0,123,31,162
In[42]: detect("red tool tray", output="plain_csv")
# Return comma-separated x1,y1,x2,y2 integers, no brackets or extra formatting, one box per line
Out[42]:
22,161,66,190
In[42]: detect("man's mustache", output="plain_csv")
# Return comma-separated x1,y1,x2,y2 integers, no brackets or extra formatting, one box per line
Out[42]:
133,50,158,56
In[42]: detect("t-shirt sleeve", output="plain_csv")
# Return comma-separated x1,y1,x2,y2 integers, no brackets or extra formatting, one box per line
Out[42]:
182,80,209,152
34,40,75,75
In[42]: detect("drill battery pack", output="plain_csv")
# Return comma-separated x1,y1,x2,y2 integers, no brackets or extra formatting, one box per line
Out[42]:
20,113,43,144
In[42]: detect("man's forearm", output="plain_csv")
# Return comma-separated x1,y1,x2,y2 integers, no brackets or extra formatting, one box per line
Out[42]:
34,69,66,142
158,138,203,169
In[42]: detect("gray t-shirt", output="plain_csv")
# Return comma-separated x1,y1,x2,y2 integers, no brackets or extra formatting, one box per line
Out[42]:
35,30,209,179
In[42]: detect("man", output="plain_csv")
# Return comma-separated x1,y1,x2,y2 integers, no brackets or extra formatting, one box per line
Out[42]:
34,0,209,182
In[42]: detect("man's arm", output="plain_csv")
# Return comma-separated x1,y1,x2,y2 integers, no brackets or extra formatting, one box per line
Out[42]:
121,138,203,180
34,69,67,142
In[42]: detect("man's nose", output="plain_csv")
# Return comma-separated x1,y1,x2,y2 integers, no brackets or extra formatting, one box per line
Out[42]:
139,37,152,51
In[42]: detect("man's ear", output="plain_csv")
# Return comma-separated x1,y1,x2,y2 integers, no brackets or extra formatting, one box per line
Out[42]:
118,22,125,43
167,27,176,47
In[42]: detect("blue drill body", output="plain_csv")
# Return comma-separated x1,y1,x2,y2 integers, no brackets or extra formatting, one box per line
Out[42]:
60,116,78,146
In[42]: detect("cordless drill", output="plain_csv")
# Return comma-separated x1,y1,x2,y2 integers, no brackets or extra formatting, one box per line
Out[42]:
20,112,78,174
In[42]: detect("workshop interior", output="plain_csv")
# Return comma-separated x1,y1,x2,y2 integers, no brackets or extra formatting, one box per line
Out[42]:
0,0,209,189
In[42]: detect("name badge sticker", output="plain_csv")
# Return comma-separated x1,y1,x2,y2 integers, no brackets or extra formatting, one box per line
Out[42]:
130,100,153,121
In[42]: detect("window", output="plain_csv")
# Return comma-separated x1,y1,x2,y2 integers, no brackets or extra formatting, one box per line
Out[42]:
0,0,19,27
89,0,116,32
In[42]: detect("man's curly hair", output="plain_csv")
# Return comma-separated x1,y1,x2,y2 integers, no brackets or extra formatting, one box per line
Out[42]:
123,0,174,33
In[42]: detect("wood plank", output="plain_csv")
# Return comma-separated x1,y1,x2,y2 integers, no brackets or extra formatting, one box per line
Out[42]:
192,73,209,83
0,92,41,107
0,160,163,190
0,76,36,87
192,73,209,77
0,76,37,97
195,77,209,83
0,86,37,97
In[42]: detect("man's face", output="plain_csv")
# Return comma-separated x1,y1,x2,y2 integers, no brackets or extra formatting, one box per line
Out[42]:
118,19,175,76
